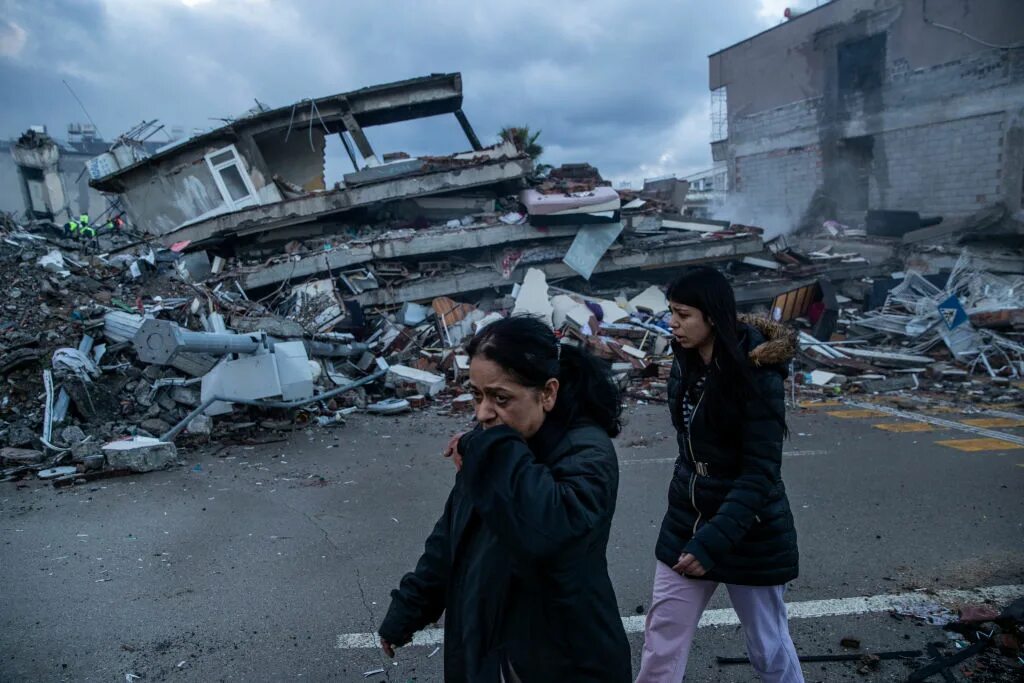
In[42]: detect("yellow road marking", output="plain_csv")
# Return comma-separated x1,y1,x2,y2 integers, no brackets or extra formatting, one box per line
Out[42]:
827,409,885,419
799,400,844,408
924,406,962,414
960,418,1024,429
936,438,1024,452
874,422,936,433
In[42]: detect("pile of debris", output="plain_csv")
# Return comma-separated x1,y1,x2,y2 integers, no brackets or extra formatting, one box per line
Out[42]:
4,71,1022,486
696,202,1024,403
0,141,732,488
892,596,1024,682
0,199,682,487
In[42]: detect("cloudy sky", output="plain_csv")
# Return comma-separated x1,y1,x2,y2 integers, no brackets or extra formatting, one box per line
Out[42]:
0,0,804,186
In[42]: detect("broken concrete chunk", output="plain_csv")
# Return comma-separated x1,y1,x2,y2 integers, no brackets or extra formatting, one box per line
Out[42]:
7,424,36,448
71,440,101,463
186,414,212,436
474,312,503,333
512,268,553,326
134,380,154,408
451,394,475,413
171,386,200,407
156,390,177,412
550,295,577,329
1,447,45,465
399,302,430,326
598,300,630,323
102,437,178,473
367,398,411,415
139,418,172,436
386,365,446,397
37,249,70,277
60,425,87,446
629,286,668,314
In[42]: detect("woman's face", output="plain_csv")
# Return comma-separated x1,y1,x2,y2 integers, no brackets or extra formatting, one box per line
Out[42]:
468,357,559,439
668,302,714,350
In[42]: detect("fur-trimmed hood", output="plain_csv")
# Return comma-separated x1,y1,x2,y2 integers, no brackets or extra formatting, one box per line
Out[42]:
738,314,797,368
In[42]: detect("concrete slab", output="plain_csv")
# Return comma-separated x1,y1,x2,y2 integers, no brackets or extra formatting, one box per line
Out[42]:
353,234,764,308
102,436,178,472
242,221,579,291
159,156,534,247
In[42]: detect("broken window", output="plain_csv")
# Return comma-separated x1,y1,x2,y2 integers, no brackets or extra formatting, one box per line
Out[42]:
204,144,260,211
837,33,886,93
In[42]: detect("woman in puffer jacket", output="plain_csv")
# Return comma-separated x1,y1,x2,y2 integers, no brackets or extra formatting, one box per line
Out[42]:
636,266,804,683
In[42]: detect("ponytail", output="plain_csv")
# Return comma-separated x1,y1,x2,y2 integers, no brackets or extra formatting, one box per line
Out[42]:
552,343,622,437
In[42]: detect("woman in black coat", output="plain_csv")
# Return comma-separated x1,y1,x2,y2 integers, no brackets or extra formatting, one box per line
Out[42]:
379,315,631,682
635,267,804,683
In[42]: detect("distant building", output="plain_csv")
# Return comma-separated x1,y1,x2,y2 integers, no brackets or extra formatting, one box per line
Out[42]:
681,165,728,218
708,0,1024,231
1,123,168,222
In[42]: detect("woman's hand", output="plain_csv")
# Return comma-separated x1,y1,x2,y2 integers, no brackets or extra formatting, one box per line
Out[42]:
380,636,396,658
443,432,465,471
673,553,706,577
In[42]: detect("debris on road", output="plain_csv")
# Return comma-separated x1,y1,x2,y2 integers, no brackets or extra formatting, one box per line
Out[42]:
2,73,1022,487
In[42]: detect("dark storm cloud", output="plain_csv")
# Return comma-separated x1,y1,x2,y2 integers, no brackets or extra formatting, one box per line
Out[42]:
0,0,779,183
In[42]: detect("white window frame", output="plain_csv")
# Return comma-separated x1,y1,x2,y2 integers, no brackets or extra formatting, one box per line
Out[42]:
204,144,260,211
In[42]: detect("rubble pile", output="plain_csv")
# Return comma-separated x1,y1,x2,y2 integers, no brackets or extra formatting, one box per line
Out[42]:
777,207,1024,405
3,72,1022,486
0,151,736,487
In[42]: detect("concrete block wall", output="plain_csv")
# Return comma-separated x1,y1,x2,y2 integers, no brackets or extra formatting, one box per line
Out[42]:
870,112,1005,217
726,144,823,236
884,50,1013,105
729,98,820,147
720,46,1021,226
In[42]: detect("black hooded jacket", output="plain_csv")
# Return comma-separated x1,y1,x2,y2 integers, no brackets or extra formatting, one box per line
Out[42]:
379,416,631,682
654,316,800,586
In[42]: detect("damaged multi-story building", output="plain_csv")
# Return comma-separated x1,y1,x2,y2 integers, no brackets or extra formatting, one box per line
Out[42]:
87,73,525,248
1,124,166,223
709,0,1024,234
82,72,764,310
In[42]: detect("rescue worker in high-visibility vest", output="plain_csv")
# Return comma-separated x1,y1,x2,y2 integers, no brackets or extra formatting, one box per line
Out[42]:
78,213,96,238
66,218,79,236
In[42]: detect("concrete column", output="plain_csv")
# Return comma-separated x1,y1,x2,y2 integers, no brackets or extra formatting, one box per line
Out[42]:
454,109,483,151
339,108,380,168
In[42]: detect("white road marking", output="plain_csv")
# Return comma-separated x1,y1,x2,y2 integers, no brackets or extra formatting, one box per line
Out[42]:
845,400,1024,446
336,583,1024,650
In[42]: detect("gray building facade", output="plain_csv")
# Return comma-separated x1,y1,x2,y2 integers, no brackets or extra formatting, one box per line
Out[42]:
709,0,1024,233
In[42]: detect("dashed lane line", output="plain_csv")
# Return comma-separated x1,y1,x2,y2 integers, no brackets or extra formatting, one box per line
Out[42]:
844,401,1024,447
936,437,1024,453
873,422,936,433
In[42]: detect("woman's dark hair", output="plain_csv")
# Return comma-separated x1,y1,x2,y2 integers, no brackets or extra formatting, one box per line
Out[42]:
667,266,786,435
465,315,622,437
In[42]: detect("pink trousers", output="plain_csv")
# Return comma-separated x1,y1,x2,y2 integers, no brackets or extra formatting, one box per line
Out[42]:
635,562,804,682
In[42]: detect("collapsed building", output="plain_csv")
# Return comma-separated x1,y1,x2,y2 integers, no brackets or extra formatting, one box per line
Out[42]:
2,23,1023,486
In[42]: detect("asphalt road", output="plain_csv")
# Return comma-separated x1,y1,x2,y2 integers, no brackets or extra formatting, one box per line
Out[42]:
2,396,1023,682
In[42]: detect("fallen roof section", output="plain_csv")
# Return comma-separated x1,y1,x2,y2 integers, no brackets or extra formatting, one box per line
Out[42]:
158,153,533,247
90,73,467,191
